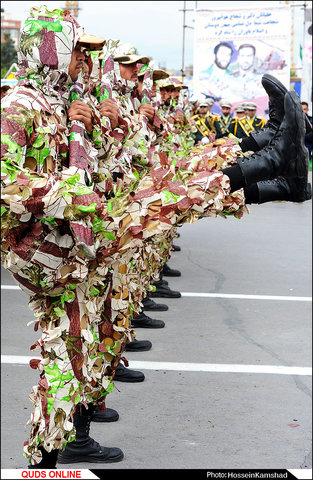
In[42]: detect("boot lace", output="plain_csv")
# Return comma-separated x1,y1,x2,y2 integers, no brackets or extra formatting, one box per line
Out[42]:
250,129,284,157
85,417,91,436
266,102,281,130
85,417,103,452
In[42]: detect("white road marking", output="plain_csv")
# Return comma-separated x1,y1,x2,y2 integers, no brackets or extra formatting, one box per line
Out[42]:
1,285,311,302
1,285,22,290
1,355,311,376
181,292,312,301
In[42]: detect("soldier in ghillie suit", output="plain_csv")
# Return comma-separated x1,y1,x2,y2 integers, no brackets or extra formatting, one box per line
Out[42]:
1,6,125,467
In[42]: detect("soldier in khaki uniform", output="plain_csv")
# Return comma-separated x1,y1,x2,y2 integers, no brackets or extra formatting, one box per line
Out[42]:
191,99,220,144
215,99,234,138
229,104,255,139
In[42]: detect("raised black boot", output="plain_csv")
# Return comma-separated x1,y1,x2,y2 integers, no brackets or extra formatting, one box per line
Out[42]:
28,447,59,469
241,74,312,153
248,73,287,150
245,177,312,204
235,91,308,187
58,405,124,464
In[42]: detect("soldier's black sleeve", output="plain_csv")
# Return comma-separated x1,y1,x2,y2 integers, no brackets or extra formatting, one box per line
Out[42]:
214,119,224,139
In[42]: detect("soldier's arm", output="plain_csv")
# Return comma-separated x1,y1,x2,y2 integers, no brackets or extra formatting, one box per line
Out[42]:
1,93,100,223
228,118,237,136
214,118,223,139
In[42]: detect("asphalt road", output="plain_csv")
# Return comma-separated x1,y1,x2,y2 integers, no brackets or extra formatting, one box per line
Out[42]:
1,183,312,472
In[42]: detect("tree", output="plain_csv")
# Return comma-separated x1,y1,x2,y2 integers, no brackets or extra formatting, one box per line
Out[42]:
1,32,17,78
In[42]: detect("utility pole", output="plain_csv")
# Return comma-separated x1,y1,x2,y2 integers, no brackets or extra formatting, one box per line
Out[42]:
179,1,195,81
181,1,186,81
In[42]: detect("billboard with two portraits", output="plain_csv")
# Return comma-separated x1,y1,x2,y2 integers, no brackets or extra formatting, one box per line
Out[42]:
193,6,291,117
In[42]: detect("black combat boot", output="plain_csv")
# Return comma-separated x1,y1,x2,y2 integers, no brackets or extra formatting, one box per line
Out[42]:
248,74,287,150
58,405,124,464
151,279,181,298
28,447,59,469
113,363,145,382
161,262,181,277
132,311,165,328
91,406,119,423
125,338,152,352
235,91,308,187
248,74,312,152
142,295,169,312
245,177,312,204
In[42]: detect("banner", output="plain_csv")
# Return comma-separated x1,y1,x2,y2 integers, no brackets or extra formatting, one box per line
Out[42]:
301,7,312,107
193,6,291,116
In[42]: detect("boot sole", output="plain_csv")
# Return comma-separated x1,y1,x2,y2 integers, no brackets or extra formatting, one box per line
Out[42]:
114,375,145,382
286,91,309,178
162,272,182,277
262,74,287,97
260,75,311,134
91,415,119,423
131,323,165,328
142,306,169,311
125,346,152,352
58,452,124,464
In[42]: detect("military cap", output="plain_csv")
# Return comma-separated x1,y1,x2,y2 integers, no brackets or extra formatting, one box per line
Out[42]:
220,99,232,108
114,53,150,65
113,43,150,65
244,102,257,110
138,66,169,81
235,104,245,113
170,77,188,89
158,78,175,89
77,33,106,51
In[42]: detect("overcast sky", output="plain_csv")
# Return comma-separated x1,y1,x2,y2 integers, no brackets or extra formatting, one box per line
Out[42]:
2,0,304,72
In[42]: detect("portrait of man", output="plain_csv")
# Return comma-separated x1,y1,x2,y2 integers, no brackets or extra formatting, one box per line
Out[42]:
229,43,263,78
202,41,234,75
198,41,235,102
227,43,265,101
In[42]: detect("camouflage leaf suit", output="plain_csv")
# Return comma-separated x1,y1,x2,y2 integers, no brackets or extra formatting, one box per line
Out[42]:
1,7,249,465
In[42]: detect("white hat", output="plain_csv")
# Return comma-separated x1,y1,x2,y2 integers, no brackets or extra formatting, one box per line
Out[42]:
78,34,105,51
138,65,169,81
244,102,257,110
235,104,245,112
170,77,188,89
158,78,175,89
113,42,150,65
114,53,150,65
220,99,232,108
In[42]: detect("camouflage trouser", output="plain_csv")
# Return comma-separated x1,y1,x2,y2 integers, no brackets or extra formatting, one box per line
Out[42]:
19,230,178,464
